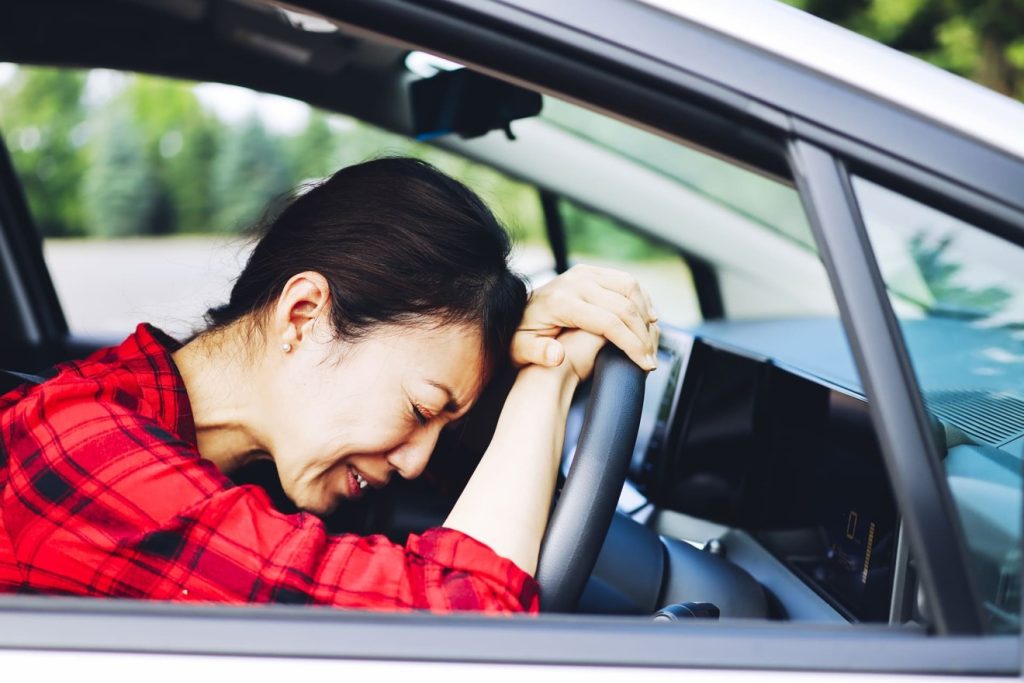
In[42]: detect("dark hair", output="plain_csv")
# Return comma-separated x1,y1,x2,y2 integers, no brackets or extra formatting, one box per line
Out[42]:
204,157,528,374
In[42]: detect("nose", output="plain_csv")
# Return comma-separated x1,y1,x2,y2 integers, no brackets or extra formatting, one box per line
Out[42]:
386,424,442,481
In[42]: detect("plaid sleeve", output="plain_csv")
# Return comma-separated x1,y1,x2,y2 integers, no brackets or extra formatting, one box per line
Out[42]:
2,385,538,613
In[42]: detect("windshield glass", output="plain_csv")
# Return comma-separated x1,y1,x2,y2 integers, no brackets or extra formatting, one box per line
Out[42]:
541,97,816,251
855,177,1023,634
534,97,836,321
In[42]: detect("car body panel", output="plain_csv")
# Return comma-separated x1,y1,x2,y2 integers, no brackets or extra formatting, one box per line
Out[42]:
0,649,1005,683
638,0,1024,162
0,0,1021,677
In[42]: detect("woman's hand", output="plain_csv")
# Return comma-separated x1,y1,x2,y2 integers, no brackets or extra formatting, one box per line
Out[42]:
511,264,660,371
556,329,608,382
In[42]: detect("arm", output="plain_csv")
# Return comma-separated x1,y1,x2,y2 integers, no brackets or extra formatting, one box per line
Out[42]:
443,330,605,576
1,384,535,613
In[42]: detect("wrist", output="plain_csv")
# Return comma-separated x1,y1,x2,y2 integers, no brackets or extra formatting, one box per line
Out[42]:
516,362,580,401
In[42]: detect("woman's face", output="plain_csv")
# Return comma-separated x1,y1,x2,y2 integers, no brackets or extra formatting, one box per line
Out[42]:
262,318,486,515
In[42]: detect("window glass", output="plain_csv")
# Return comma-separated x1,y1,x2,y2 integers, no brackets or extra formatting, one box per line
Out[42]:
854,177,1022,634
560,200,700,327
542,98,816,251
0,65,545,339
540,98,836,320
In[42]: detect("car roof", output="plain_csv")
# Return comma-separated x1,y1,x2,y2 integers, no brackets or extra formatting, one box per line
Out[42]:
641,0,1024,162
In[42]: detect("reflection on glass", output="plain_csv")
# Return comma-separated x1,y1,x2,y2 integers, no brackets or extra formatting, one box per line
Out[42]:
855,177,1022,633
542,97,815,250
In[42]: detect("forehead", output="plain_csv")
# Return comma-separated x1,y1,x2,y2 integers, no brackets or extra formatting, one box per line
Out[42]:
364,321,486,399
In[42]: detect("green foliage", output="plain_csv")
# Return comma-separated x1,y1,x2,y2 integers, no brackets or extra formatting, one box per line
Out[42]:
210,116,292,232
780,0,1024,99
1008,39,1024,69
561,201,672,260
0,65,541,243
910,232,1011,317
288,111,349,185
81,106,158,237
0,68,88,236
122,75,224,233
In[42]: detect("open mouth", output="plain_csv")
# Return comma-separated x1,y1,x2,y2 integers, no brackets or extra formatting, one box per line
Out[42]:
346,464,371,499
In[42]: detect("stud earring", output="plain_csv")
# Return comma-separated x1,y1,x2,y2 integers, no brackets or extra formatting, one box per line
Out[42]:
281,343,292,353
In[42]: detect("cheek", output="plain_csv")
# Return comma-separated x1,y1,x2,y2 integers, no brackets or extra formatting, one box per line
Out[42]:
303,392,415,463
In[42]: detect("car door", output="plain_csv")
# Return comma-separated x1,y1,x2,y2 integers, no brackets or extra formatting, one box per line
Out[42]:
0,0,1020,679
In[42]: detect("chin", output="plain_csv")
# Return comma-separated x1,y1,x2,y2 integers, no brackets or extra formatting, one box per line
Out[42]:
283,480,340,517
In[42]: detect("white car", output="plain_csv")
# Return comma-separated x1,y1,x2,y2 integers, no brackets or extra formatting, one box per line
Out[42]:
0,0,1021,680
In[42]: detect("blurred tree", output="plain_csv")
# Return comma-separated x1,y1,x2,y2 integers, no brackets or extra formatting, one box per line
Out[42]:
910,232,1011,318
288,110,339,184
0,67,88,236
210,115,292,232
781,0,1024,99
80,106,158,237
561,200,670,260
122,75,223,233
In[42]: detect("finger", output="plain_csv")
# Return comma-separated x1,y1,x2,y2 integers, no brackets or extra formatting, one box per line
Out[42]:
579,284,652,357
649,322,661,370
579,265,656,323
566,303,655,369
511,332,565,367
643,288,658,323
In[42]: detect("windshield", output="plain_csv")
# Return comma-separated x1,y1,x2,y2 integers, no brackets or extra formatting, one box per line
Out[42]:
541,97,816,251
855,177,1022,633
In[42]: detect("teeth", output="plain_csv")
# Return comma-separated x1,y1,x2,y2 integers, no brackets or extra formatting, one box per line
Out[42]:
354,471,368,490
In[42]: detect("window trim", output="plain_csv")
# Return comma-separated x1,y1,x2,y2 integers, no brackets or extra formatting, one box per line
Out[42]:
788,138,985,636
0,595,1017,673
0,130,68,357
792,119,1024,251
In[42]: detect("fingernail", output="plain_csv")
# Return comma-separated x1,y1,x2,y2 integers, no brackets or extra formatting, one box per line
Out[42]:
646,354,657,369
545,344,562,365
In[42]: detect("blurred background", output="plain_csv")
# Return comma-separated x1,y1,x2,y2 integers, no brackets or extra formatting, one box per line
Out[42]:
0,0,1020,338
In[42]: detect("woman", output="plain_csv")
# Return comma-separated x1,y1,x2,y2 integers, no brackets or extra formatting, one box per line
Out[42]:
0,158,658,613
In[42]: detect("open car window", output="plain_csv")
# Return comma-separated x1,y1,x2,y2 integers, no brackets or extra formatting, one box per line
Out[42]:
0,65,548,339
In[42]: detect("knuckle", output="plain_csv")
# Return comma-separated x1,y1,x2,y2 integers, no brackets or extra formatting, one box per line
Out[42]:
549,288,572,307
614,299,635,319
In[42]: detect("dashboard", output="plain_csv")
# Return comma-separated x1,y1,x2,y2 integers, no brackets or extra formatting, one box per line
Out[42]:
629,329,900,623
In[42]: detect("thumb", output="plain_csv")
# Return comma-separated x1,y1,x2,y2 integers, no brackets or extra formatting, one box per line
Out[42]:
511,333,565,367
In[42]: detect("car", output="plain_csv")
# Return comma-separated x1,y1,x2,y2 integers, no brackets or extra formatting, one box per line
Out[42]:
0,0,1021,679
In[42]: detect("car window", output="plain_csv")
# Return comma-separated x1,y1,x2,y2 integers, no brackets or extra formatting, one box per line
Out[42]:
854,177,1022,634
560,199,700,327
540,97,837,320
542,98,815,251
0,65,546,339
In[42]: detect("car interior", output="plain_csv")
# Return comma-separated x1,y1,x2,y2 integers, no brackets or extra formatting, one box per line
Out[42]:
0,0,1020,638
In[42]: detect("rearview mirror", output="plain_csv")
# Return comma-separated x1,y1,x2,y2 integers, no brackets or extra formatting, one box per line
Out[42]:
410,68,542,140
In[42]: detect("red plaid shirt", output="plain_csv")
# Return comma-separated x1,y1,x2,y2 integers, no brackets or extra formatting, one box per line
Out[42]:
0,324,538,613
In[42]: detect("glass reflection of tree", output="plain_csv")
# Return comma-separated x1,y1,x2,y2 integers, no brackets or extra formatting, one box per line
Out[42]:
910,232,1011,320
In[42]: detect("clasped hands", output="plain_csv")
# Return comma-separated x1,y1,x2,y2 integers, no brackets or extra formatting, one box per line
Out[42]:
510,264,660,381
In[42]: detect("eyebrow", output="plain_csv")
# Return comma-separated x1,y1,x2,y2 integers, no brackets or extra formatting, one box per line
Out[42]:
426,380,462,414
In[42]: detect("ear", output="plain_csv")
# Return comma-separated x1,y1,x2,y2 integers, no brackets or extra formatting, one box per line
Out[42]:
271,271,332,347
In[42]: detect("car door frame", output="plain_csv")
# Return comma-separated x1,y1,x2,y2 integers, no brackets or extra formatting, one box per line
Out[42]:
0,0,1020,676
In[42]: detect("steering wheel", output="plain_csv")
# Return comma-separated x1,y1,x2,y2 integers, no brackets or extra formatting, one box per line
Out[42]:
534,345,646,612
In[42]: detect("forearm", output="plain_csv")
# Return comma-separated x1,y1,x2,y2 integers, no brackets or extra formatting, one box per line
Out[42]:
443,364,578,576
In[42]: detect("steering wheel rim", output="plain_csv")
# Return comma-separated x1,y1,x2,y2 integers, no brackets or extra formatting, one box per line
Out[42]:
535,345,646,612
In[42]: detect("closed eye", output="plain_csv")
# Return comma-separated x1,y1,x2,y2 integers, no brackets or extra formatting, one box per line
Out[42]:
411,403,429,426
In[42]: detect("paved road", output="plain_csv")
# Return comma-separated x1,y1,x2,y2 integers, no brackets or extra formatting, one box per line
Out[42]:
43,237,698,341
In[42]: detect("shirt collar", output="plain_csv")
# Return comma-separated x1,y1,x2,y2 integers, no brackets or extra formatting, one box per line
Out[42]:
114,323,198,448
